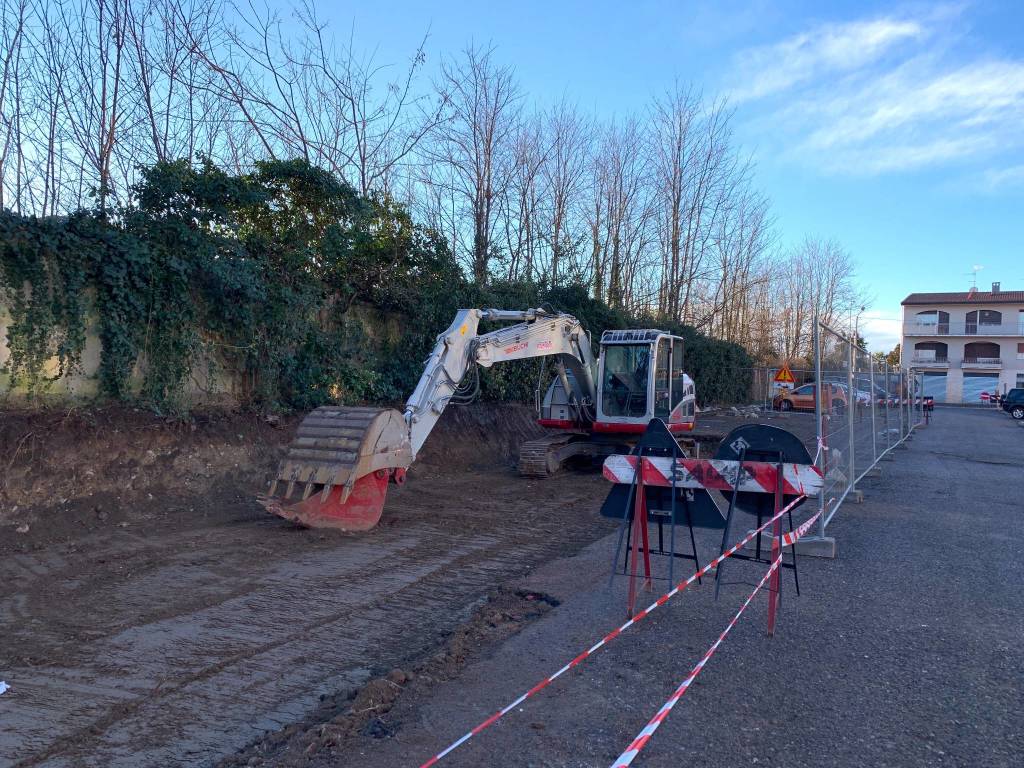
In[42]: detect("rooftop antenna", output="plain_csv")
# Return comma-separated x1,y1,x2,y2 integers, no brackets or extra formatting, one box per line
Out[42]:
964,264,984,288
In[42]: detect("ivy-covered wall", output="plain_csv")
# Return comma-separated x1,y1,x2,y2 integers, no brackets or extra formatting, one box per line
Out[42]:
0,159,753,412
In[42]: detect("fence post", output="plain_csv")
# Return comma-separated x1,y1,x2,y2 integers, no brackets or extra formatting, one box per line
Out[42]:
813,319,826,539
870,357,878,463
901,370,906,438
883,366,890,452
898,369,905,438
909,370,917,436
847,336,856,495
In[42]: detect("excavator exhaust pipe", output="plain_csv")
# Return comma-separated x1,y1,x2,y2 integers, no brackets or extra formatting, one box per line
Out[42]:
260,406,412,531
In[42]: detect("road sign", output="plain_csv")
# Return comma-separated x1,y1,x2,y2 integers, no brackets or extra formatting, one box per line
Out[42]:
774,365,795,389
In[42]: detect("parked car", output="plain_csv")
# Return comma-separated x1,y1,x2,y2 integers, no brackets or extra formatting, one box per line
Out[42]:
853,388,873,407
1001,388,1024,420
773,382,848,412
824,381,871,407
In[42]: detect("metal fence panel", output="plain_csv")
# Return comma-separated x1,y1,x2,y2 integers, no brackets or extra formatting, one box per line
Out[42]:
710,333,923,546
809,321,924,539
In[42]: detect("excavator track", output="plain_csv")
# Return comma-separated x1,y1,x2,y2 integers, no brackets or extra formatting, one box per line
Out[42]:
517,432,592,478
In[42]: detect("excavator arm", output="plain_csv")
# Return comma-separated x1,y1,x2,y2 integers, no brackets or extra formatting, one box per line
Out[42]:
261,308,597,531
404,308,597,458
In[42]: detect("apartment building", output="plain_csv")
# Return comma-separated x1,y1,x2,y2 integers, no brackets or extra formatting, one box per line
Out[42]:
901,283,1024,403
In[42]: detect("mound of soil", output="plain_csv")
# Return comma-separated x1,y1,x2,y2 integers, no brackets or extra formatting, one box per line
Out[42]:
0,406,296,545
415,404,544,471
0,402,545,550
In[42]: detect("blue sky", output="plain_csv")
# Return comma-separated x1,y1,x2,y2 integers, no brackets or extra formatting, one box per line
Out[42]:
319,0,1023,351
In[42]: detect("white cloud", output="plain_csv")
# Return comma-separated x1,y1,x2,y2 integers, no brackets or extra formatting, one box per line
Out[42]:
860,312,902,352
809,135,1004,175
727,5,1024,176
981,163,1024,191
729,16,925,103
804,59,1024,150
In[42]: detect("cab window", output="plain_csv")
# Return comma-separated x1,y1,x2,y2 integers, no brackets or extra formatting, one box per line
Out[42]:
670,339,686,412
601,344,650,418
654,339,671,417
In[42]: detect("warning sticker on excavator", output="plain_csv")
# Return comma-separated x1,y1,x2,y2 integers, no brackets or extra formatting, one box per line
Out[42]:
774,364,795,386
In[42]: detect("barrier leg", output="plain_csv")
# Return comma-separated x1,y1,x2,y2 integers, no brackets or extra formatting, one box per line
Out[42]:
626,464,653,615
683,493,701,585
640,499,652,590
767,459,783,637
715,448,746,601
668,452,677,587
787,506,800,596
609,460,640,588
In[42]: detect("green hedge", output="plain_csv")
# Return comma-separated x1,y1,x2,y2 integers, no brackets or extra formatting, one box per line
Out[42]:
1,158,751,411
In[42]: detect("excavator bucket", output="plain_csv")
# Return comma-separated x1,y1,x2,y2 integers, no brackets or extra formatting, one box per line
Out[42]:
260,406,412,531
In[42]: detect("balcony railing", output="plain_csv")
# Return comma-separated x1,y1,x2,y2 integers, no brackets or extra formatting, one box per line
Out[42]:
907,356,1003,369
909,356,949,368
961,357,1002,369
904,322,1024,337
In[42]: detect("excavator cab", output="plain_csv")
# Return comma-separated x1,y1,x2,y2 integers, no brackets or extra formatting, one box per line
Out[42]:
594,330,695,434
523,329,695,477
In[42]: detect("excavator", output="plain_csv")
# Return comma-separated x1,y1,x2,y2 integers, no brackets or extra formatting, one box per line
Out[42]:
260,308,697,531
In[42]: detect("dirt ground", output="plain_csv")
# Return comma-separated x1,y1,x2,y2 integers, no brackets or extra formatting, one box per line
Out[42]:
0,402,816,767
0,404,614,767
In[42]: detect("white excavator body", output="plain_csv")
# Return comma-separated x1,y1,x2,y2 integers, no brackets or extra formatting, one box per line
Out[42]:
261,308,695,530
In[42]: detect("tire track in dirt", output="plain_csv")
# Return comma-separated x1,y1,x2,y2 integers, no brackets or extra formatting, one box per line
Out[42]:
2,470,611,768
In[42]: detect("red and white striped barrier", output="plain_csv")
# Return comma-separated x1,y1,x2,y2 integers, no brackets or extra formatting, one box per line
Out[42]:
602,455,824,497
609,507,822,767
417,495,810,768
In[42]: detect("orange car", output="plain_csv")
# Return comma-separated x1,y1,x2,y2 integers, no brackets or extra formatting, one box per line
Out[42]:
772,382,847,413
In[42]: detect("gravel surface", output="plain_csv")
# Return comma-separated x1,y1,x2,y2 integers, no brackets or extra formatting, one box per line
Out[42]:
325,406,1024,768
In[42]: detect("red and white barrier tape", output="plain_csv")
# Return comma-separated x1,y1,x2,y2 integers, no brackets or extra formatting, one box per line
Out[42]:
609,507,822,767
781,510,824,548
417,495,808,768
813,436,828,466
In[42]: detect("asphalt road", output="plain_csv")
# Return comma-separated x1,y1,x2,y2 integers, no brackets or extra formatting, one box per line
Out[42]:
338,406,1024,768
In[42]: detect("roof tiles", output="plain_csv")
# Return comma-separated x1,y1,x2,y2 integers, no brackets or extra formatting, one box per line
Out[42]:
902,291,1024,305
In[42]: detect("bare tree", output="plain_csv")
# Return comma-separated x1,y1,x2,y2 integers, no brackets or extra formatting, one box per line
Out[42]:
650,88,736,323
178,1,441,196
124,0,225,166
431,44,521,281
588,118,652,310
63,0,132,212
703,187,773,345
649,84,698,320
0,1,871,372
0,0,30,212
770,237,864,359
502,113,544,281
296,4,443,197
539,99,590,285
